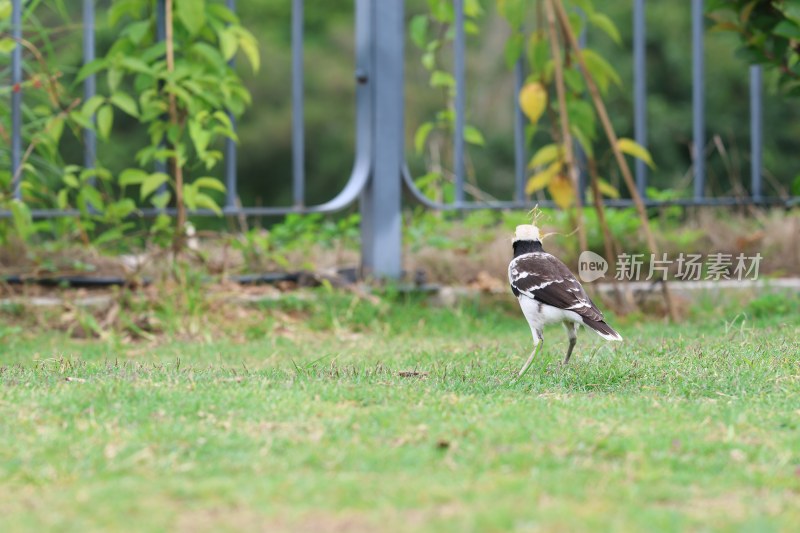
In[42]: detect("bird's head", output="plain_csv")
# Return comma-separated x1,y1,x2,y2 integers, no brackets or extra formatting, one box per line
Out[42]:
512,224,543,255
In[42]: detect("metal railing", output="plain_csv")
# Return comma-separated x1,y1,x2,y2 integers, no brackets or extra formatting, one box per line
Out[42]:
402,0,788,210
3,0,799,279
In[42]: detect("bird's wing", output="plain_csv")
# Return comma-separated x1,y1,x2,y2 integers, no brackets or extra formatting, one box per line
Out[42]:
509,252,605,322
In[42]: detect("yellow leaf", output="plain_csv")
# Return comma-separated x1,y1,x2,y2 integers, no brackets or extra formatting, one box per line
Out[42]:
519,82,547,124
596,178,620,199
548,174,575,210
527,143,561,169
617,138,656,169
525,161,561,195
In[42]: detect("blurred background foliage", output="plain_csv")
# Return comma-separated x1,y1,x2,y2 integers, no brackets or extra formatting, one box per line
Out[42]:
3,1,800,211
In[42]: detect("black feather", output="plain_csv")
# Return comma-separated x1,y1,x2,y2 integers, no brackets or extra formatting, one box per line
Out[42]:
508,252,605,323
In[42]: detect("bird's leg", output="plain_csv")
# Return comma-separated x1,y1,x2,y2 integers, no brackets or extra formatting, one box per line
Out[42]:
516,331,543,379
563,322,578,364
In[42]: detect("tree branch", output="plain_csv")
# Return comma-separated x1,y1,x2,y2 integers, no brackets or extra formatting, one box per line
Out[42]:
552,0,678,321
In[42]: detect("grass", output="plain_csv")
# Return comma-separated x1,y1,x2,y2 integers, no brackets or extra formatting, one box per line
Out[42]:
1,290,799,532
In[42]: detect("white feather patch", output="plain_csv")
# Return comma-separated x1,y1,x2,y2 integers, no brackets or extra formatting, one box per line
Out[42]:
514,224,540,242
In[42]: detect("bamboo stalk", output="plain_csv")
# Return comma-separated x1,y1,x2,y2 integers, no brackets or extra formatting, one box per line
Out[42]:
587,157,632,312
544,0,588,256
165,0,186,253
552,0,678,321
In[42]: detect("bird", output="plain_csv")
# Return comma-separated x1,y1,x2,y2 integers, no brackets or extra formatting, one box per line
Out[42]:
508,223,622,378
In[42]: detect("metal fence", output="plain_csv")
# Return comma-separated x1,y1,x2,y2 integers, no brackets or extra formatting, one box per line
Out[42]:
3,0,799,279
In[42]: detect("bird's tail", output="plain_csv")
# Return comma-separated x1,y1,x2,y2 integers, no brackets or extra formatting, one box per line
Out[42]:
582,318,623,341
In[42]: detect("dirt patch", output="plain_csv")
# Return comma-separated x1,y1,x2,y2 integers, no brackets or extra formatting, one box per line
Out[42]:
174,505,464,533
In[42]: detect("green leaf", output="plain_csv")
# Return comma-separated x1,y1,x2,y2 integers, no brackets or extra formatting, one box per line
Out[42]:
0,0,12,21
119,168,148,186
110,92,139,118
422,51,435,71
105,199,137,221
108,0,141,27
191,41,226,71
9,199,34,240
218,26,238,61
189,119,212,156
57,189,69,209
141,172,170,200
63,174,79,189
236,26,260,73
194,176,226,193
464,0,483,18
563,69,585,93
119,56,154,76
183,183,198,210
528,32,550,80
414,122,434,154
76,58,107,82
47,116,65,145
80,187,104,212
566,99,596,136
82,95,106,118
410,15,428,48
430,70,455,88
428,0,454,22
617,138,656,169
581,48,621,94
97,105,113,140
415,171,441,190
194,192,223,215
213,110,234,130
528,143,561,169
151,191,171,210
571,126,594,158
123,20,151,45
108,68,123,93
568,11,587,37
464,125,485,146
497,0,526,27
774,20,800,39
791,174,800,196
177,0,206,35
571,0,595,16
589,13,621,45
504,33,524,69
596,178,620,199
0,38,15,54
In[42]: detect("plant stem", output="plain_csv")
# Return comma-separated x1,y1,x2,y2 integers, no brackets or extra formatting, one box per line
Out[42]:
587,157,630,311
552,0,678,321
544,0,587,256
11,98,81,187
165,0,185,253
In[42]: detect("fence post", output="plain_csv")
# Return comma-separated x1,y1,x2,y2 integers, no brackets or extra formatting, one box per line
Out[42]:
750,65,763,202
155,0,167,177
692,0,705,199
291,0,305,208
11,0,22,199
633,0,647,197
83,0,97,182
224,0,238,210
360,0,403,279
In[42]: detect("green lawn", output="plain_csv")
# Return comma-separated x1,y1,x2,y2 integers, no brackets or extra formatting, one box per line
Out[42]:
1,292,799,532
